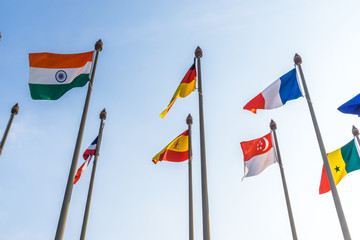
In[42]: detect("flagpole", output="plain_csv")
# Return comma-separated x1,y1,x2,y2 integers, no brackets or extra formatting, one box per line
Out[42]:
55,39,103,240
195,46,211,240
186,114,194,240
270,120,298,240
294,54,351,240
80,108,106,240
0,103,19,157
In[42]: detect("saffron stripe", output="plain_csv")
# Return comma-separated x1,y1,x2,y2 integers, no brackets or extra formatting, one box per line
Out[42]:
29,51,93,68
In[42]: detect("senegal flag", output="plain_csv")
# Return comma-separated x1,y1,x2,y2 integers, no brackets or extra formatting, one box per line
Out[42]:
159,63,196,118
29,51,94,100
319,139,360,194
152,130,189,164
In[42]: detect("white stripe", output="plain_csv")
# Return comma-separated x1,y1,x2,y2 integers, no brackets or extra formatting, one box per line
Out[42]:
243,148,276,178
29,61,92,85
261,79,283,109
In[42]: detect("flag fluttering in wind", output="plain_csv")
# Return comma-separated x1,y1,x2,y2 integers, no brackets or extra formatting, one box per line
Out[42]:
243,68,302,113
153,130,189,164
240,132,276,179
159,64,196,118
338,93,360,116
74,136,98,184
29,51,94,100
319,139,360,194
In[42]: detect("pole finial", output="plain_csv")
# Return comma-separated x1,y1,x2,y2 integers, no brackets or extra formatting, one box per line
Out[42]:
195,46,203,58
352,125,359,137
100,108,107,120
294,53,302,65
186,114,193,125
11,103,19,115
270,119,277,130
95,39,103,51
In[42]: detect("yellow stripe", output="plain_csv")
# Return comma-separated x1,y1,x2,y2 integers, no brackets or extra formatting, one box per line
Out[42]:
159,79,196,118
153,133,188,161
327,148,348,185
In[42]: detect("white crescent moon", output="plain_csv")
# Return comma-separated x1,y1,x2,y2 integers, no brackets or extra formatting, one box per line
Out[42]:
262,137,269,151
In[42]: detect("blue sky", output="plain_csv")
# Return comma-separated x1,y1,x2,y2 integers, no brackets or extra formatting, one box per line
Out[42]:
1,0,360,239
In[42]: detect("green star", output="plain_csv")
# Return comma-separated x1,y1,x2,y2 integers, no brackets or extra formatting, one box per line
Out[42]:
334,166,340,172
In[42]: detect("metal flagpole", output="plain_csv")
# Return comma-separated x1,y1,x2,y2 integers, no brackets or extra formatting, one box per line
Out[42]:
55,39,103,240
270,120,298,240
195,46,211,240
80,108,107,240
294,54,351,240
0,103,19,157
186,114,194,240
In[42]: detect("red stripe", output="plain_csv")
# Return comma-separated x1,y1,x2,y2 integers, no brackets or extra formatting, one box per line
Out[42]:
83,149,96,160
241,133,273,161
180,64,196,84
319,165,331,194
243,93,265,114
158,149,189,162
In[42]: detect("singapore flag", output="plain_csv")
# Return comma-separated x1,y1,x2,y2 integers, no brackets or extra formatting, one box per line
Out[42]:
240,132,276,179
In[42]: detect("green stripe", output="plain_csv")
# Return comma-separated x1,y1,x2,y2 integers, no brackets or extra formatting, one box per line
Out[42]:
341,139,360,173
29,74,90,100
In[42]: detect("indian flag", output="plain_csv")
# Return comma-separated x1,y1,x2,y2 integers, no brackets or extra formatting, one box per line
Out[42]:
29,51,94,100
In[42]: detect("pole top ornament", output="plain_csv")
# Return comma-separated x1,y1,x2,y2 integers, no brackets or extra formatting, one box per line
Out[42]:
186,114,193,125
270,119,277,130
95,39,103,51
195,46,203,58
11,103,19,115
294,53,302,65
100,108,107,120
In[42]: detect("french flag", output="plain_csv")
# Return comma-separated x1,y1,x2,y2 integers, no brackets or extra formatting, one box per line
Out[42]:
74,136,98,184
243,68,302,113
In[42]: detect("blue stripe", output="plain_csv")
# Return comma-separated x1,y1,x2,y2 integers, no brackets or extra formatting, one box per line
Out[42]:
279,68,302,105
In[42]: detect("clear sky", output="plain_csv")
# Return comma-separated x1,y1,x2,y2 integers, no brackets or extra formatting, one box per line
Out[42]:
1,0,360,239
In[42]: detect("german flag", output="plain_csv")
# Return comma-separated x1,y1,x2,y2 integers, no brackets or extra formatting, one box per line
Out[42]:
152,130,189,164
159,63,196,118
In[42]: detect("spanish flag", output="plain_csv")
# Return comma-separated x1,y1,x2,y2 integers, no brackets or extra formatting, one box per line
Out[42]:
159,63,196,118
29,51,94,100
319,139,360,194
153,130,189,164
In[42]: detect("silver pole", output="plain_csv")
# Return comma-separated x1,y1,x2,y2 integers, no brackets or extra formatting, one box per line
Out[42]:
195,46,211,240
270,120,298,240
187,114,194,240
55,40,103,240
295,54,351,240
80,109,107,240
0,103,19,156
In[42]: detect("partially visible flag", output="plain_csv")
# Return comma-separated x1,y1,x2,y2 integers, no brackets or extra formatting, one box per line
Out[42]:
243,68,302,113
29,51,94,100
74,136,98,184
153,130,189,164
159,63,196,118
338,94,360,116
240,132,277,179
319,139,360,194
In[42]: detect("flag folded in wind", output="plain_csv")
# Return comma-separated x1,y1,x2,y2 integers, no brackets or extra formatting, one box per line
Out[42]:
74,136,98,184
29,51,94,100
241,132,276,179
159,64,196,118
338,93,360,116
319,139,360,194
153,130,189,164
243,68,302,113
